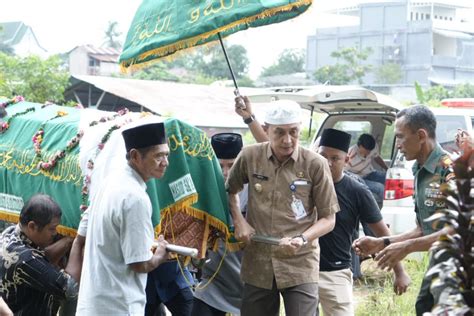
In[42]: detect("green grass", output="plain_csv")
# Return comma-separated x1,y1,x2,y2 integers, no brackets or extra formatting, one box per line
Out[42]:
355,254,430,316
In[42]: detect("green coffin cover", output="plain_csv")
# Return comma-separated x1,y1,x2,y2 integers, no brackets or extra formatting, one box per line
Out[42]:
0,99,232,254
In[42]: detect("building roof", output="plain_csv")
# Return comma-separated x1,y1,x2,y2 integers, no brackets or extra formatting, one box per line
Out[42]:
328,0,472,16
69,44,121,62
66,75,261,129
0,21,46,52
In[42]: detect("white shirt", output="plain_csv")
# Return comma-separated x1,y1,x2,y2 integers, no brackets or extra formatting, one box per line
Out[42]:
345,144,379,177
76,165,154,316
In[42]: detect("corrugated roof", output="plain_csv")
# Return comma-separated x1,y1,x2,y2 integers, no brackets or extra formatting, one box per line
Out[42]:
82,44,121,56
89,53,118,62
69,75,262,128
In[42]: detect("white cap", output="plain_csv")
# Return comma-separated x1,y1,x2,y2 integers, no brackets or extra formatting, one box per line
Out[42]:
264,100,302,125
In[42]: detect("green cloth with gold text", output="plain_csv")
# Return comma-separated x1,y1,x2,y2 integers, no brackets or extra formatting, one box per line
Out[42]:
119,0,312,71
0,99,230,238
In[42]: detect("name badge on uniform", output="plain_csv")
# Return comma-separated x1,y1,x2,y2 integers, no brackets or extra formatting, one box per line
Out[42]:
290,183,307,220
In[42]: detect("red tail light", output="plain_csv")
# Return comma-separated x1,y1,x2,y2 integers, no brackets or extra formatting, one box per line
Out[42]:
384,179,414,200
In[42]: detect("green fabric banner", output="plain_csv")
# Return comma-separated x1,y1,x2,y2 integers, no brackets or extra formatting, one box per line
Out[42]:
119,0,312,71
0,99,231,254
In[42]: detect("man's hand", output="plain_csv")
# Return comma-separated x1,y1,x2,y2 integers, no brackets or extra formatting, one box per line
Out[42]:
152,235,169,266
455,129,473,153
277,236,304,256
235,96,253,120
352,236,384,257
45,236,74,267
375,241,409,271
234,218,255,245
393,268,411,295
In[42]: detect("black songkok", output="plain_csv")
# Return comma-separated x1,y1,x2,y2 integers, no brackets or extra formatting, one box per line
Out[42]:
211,133,243,159
122,122,167,152
319,128,352,153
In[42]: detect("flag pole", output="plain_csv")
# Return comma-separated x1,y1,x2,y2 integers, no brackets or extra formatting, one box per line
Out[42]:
217,32,240,94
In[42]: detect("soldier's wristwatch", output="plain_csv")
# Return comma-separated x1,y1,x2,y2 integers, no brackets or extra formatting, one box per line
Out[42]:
383,237,391,247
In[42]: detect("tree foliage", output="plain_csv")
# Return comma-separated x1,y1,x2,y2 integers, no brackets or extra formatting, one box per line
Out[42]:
128,44,253,86
103,21,122,50
314,47,372,85
374,63,403,84
260,48,305,77
415,82,474,106
425,149,474,315
195,44,249,79
0,53,69,103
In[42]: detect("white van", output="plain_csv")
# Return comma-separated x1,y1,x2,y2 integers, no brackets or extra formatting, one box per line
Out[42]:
248,85,402,167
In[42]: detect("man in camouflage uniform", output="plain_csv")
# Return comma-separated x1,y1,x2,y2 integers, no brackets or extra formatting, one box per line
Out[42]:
353,105,454,315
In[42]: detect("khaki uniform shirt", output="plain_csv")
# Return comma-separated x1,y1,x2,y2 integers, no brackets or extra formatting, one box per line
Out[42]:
226,143,339,290
413,143,453,235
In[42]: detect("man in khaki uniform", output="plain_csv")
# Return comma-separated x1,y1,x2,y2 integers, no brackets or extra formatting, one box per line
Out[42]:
226,100,339,316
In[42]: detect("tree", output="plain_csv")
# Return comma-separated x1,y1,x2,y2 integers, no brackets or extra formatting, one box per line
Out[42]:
374,63,402,84
414,82,474,107
260,48,305,77
103,21,122,50
0,53,69,103
127,43,251,85
130,62,179,82
314,47,373,85
197,44,250,79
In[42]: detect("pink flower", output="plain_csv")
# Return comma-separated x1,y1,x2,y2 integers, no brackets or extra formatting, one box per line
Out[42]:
98,143,104,150
82,186,89,195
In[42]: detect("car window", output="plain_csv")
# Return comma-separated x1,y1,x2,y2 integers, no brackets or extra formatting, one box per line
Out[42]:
332,121,371,148
380,123,395,160
435,115,467,152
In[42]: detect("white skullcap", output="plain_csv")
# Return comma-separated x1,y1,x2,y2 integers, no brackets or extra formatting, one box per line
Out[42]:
264,100,302,125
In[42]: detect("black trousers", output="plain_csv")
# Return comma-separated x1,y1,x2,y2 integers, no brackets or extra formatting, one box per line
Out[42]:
145,286,194,316
191,298,226,316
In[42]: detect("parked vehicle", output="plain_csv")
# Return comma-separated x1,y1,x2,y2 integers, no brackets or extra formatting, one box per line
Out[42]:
248,85,402,167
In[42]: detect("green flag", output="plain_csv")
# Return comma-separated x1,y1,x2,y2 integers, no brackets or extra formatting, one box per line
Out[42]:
119,0,312,72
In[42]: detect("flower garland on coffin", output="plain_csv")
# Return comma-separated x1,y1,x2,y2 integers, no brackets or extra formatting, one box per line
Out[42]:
0,96,25,109
31,110,85,170
78,108,131,211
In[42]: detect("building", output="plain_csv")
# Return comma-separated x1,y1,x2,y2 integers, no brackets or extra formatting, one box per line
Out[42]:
68,45,121,76
306,0,474,86
0,21,47,57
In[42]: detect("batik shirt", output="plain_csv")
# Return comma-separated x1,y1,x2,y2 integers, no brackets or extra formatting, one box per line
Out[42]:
0,225,78,316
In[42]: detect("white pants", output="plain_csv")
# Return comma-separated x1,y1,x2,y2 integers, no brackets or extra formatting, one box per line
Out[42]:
319,268,354,316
